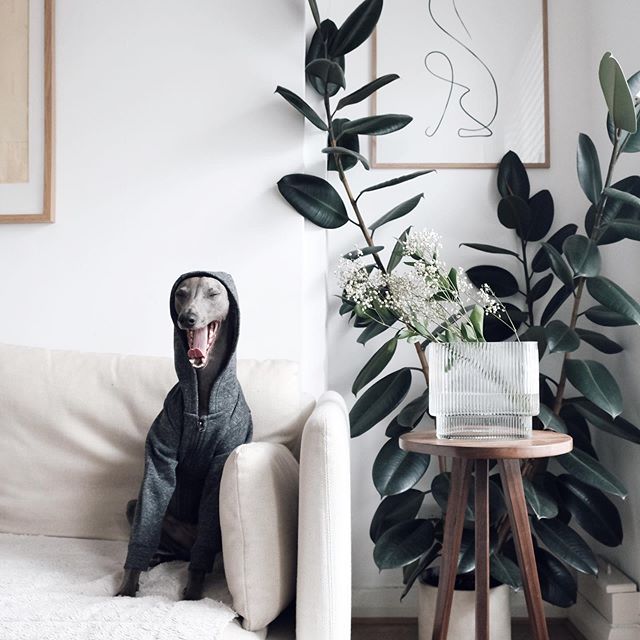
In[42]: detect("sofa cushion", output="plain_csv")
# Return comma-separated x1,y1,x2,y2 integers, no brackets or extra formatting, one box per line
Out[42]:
220,443,298,632
0,343,314,540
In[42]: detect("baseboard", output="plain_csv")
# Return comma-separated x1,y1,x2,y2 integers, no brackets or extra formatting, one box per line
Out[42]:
352,586,569,619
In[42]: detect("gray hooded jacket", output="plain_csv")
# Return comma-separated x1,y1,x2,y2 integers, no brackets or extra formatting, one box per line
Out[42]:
124,271,253,573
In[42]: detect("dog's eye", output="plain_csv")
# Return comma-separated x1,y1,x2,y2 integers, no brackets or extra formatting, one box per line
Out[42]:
176,289,188,298
208,290,218,297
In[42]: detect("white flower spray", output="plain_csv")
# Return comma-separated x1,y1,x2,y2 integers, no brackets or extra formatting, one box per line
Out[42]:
335,229,518,343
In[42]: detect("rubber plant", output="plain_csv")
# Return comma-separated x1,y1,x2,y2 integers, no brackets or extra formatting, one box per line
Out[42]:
274,0,640,608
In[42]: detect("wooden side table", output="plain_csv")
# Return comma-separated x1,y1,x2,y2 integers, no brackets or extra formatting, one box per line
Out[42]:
400,431,573,640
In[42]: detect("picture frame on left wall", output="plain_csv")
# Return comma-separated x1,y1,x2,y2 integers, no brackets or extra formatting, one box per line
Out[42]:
0,0,55,223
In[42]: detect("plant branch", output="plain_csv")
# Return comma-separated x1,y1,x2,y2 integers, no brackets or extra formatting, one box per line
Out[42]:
322,90,444,473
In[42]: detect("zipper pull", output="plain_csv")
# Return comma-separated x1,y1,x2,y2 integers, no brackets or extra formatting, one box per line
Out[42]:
198,418,205,431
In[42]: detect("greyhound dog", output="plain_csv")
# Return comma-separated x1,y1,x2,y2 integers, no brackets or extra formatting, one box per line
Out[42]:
115,272,252,600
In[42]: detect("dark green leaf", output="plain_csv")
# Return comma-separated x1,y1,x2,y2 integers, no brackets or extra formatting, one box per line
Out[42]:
275,86,328,131
490,554,522,589
339,299,355,316
563,235,601,277
330,0,383,57
604,186,640,211
329,119,360,172
529,274,554,302
497,150,530,199
307,0,321,27
373,518,434,570
352,337,397,396
557,474,623,546
533,518,598,575
608,70,640,150
483,303,524,341
584,305,636,326
388,226,411,272
461,243,520,258
577,133,603,205
343,245,384,260
357,320,389,345
401,545,441,599
573,398,640,444
397,391,429,427
528,190,555,241
350,368,412,436
385,416,412,438
587,276,640,324
305,58,346,96
359,171,434,198
540,243,574,288
565,359,622,418
599,52,637,133
557,449,627,498
497,195,532,240
431,473,474,521
532,224,577,273
466,266,519,298
496,197,529,235
560,404,598,458
541,286,572,326
337,74,399,110
373,438,431,496
322,146,370,170
609,219,640,240
591,176,640,244
535,547,577,607
369,489,425,542
341,114,413,137
305,20,344,97
277,173,348,228
537,404,568,433
544,320,580,353
370,194,424,232
575,329,623,354
523,478,558,519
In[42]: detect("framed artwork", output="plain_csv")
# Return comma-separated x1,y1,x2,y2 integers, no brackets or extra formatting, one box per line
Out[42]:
372,0,549,169
0,0,55,223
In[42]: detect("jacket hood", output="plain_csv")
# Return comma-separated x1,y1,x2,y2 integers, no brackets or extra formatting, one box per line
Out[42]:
169,270,241,413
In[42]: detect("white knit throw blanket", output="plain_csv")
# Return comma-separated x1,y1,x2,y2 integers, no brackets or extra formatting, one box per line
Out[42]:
0,533,237,640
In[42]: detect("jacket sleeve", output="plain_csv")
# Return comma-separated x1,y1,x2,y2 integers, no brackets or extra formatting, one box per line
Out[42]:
124,399,181,571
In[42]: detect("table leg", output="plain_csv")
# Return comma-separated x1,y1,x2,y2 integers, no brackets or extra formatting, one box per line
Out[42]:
432,458,472,640
475,459,490,640
498,459,549,640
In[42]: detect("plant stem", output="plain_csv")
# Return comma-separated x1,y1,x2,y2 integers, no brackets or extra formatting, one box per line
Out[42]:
323,91,445,472
521,240,534,326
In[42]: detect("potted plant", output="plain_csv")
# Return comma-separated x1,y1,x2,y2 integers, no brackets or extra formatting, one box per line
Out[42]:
274,0,640,634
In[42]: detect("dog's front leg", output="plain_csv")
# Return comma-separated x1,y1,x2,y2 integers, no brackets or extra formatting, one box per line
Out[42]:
182,569,206,600
115,568,141,597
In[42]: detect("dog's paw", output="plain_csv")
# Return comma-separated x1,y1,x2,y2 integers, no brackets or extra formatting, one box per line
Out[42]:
114,569,140,597
182,569,205,601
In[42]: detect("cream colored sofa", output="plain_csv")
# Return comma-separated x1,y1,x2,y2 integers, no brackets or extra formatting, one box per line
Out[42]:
0,343,351,639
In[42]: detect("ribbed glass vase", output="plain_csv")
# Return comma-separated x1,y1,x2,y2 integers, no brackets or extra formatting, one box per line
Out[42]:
428,342,539,439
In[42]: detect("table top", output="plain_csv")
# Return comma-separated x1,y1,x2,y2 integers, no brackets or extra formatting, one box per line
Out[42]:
399,430,573,459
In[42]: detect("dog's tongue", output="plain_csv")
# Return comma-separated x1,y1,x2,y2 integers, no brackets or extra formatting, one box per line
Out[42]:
188,326,208,359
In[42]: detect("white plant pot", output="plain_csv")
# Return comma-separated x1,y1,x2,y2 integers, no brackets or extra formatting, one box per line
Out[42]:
417,581,511,640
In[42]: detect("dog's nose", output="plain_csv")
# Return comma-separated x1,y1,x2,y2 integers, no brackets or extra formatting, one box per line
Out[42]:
179,312,197,328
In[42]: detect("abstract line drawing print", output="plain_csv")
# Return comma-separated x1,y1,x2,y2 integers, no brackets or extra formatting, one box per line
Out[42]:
423,0,499,139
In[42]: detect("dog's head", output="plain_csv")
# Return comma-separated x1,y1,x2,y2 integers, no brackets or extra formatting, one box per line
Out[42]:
173,276,230,368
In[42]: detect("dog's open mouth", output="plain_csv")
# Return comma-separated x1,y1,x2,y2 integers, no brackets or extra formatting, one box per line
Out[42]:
187,322,219,368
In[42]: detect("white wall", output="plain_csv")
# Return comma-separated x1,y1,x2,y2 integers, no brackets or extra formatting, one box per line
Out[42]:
0,0,328,395
319,0,640,616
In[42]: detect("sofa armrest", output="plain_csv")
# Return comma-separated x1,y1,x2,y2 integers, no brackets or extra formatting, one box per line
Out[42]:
296,391,351,640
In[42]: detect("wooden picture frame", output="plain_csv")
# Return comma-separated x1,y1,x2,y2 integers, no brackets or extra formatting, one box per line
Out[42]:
370,0,551,169
0,0,55,223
